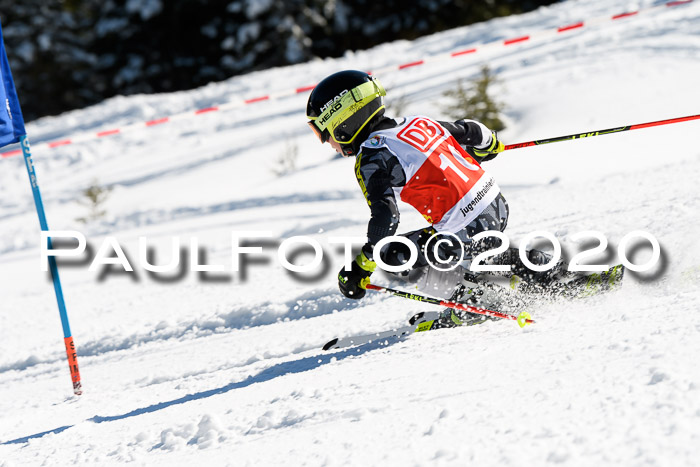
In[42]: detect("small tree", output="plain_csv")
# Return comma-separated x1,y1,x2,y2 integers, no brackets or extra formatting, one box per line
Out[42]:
271,139,299,177
443,65,506,132
76,179,111,224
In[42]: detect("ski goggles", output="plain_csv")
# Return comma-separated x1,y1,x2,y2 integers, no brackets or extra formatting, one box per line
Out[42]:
308,120,328,143
307,78,386,145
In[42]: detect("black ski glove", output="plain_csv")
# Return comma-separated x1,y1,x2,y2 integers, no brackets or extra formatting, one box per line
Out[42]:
338,252,376,299
473,131,504,161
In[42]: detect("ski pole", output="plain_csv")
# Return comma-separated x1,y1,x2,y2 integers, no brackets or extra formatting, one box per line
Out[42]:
20,136,83,396
365,283,533,327
503,114,700,151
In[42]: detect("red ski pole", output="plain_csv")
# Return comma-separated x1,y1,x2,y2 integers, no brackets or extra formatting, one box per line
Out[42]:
365,283,534,327
503,114,700,151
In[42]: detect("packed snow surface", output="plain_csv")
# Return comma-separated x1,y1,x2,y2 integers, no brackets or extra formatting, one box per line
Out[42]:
1,0,700,465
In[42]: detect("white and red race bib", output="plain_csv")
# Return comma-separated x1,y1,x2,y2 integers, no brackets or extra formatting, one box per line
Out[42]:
362,116,499,232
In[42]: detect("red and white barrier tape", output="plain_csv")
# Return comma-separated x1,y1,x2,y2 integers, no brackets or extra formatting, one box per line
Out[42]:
1,0,693,159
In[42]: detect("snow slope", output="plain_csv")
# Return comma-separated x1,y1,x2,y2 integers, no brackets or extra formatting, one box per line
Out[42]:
1,0,700,465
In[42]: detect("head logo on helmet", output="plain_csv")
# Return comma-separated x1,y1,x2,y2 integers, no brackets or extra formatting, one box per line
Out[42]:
320,89,348,113
318,97,345,126
307,70,386,155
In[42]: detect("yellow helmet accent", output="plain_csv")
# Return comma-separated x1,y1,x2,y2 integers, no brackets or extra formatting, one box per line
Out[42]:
308,78,386,144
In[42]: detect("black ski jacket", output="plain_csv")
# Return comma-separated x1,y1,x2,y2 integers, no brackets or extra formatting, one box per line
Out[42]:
355,117,497,259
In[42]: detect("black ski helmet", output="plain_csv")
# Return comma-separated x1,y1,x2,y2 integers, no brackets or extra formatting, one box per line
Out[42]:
306,70,386,154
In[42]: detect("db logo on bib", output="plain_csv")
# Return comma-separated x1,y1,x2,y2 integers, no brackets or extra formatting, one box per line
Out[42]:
397,118,445,152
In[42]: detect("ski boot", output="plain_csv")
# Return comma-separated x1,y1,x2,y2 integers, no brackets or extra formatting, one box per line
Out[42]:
407,272,521,330
511,264,625,301
407,284,490,331
565,264,625,298
437,281,498,328
408,306,475,331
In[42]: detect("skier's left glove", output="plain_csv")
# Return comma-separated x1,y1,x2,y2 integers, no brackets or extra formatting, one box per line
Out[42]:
338,252,376,300
473,131,504,161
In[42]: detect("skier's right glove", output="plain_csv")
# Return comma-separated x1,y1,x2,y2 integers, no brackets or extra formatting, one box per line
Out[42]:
473,131,504,161
338,252,376,300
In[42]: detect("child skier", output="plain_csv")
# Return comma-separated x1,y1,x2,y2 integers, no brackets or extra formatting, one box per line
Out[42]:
306,70,548,325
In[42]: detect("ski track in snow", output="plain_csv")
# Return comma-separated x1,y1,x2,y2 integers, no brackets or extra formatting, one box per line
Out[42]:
1,0,700,465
